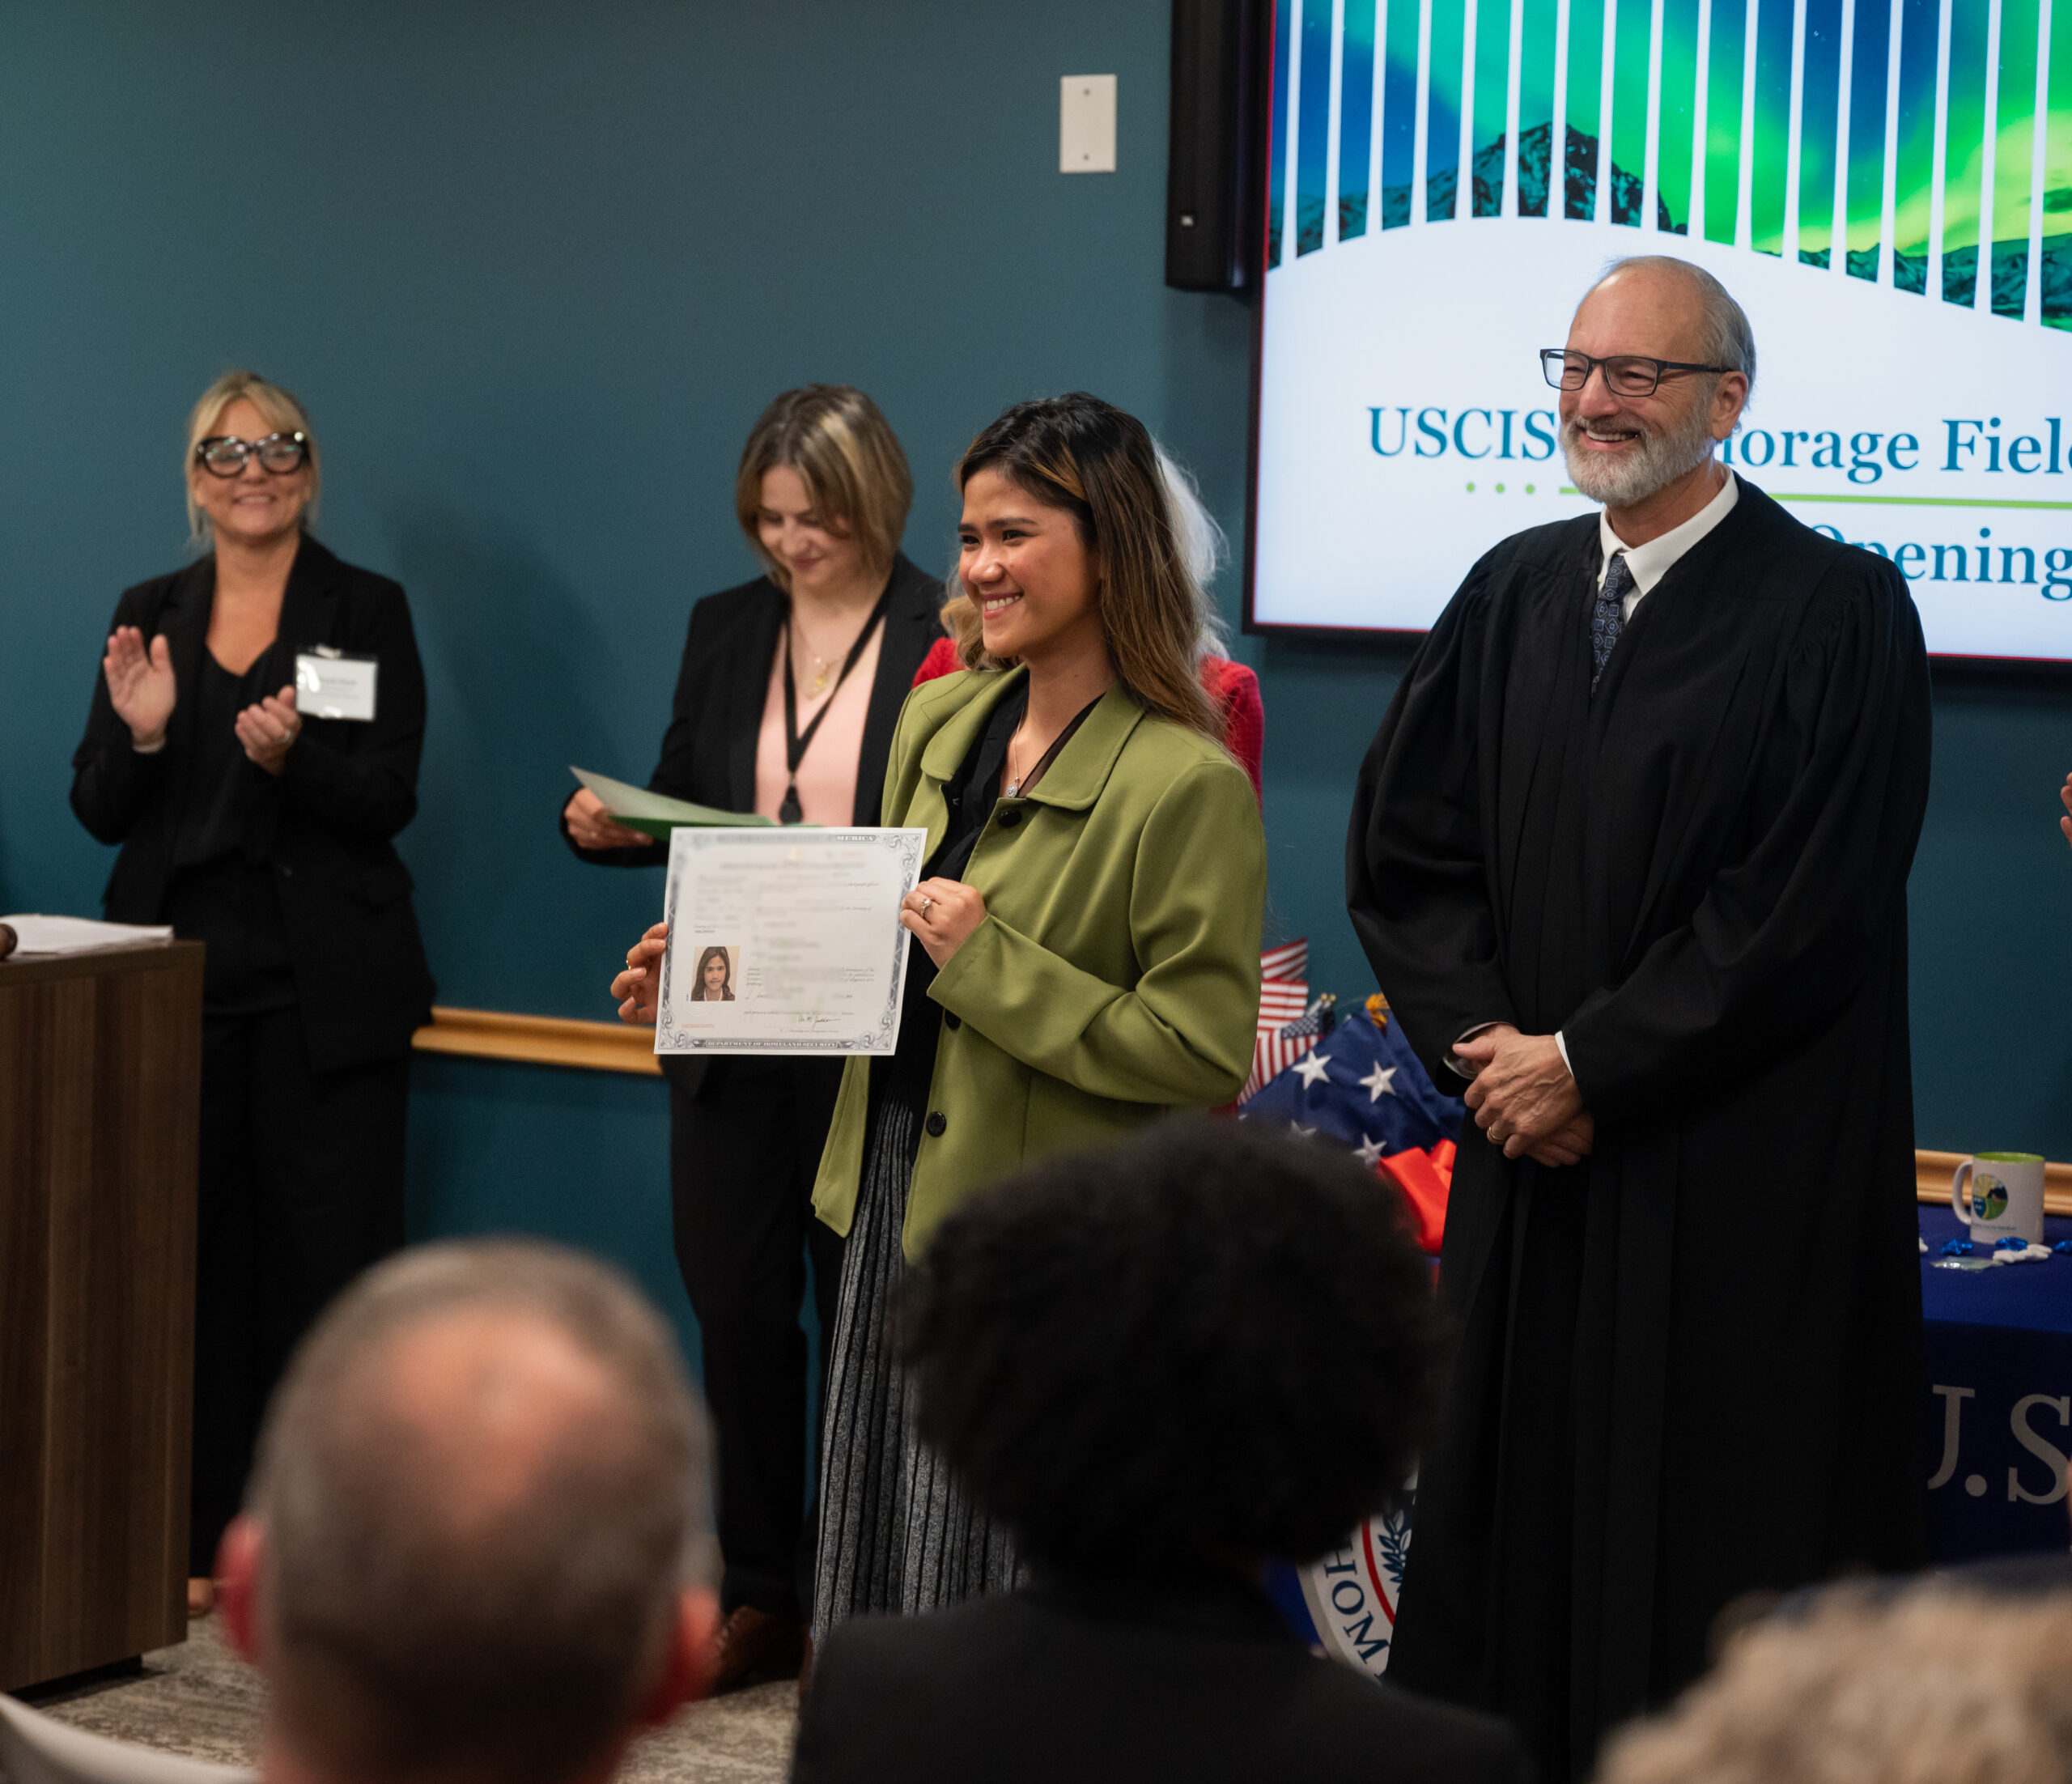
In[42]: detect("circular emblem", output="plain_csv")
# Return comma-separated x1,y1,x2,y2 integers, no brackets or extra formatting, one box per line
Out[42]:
1973,1172,2009,1221
1283,1496,1415,1680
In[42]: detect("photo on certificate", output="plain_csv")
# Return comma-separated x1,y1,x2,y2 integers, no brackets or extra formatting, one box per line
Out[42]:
655,827,928,1056
686,945,739,1002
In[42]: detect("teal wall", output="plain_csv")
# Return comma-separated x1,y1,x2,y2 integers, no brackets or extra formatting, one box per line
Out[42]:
1,2,2068,1370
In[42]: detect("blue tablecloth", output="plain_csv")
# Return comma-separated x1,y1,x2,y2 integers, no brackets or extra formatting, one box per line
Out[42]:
1267,1206,2072,1671
1921,1204,2072,1560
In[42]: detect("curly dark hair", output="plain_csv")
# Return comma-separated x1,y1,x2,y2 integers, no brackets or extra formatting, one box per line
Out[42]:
901,1117,1444,1574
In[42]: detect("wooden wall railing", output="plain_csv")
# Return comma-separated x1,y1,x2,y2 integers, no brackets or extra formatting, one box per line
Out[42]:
412,1007,660,1076
412,1012,2066,1211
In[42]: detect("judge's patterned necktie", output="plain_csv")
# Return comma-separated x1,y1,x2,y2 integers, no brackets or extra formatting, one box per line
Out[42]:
1592,550,1633,692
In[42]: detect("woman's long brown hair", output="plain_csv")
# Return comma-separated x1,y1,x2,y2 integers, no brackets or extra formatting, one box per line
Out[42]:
941,394,1219,739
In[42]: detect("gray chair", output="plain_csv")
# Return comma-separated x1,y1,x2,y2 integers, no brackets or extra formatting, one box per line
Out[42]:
0,1697,251,1784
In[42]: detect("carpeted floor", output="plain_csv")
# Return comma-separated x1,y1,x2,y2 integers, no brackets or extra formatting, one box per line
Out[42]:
20,1618,798,1784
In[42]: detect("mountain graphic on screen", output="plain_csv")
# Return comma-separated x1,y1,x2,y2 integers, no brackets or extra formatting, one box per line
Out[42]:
1334,124,1667,236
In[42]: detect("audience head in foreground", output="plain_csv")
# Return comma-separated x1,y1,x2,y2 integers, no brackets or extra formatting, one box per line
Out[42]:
1597,1585,2072,1784
792,1120,1529,1784
904,1115,1441,1576
217,1241,718,1784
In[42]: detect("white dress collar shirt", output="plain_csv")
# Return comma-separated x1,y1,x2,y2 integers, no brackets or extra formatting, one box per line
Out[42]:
1595,468,1740,618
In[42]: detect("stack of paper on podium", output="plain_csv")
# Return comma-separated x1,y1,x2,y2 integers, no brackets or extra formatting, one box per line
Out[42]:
571,767,778,838
1,915,173,957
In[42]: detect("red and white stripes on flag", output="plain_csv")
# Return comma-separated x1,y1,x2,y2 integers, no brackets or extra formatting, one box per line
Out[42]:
1242,939,1313,1103
1259,938,1307,983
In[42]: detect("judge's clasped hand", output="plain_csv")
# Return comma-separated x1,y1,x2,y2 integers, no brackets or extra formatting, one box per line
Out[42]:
1456,1024,1594,1166
900,878,985,968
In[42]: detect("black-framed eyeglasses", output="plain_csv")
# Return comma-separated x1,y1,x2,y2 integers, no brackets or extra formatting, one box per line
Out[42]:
1539,349,1737,397
194,431,309,477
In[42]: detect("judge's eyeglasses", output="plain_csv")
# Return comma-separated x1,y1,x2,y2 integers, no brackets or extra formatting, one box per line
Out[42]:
193,431,310,477
1539,350,1738,397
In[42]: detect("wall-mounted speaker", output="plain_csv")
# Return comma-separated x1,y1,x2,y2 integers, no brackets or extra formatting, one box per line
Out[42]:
1165,0,1263,294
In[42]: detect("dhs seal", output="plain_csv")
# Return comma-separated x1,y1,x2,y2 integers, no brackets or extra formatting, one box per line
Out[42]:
1266,1494,1413,1680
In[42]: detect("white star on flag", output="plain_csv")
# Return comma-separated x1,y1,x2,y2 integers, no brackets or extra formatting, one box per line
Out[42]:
1361,1063,1398,1102
1291,1122,1318,1138
1293,1052,1333,1088
1354,1134,1386,1167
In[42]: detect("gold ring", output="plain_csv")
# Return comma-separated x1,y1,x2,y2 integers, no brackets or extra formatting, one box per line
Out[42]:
919,896,934,915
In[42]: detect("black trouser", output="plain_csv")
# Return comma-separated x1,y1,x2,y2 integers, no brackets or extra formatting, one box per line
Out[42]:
189,1005,408,1574
670,1056,844,1620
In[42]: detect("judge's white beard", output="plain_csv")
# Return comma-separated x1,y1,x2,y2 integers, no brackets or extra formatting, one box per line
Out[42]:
1562,398,1720,508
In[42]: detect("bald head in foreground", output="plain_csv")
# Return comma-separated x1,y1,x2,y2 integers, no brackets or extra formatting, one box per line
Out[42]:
215,1242,719,1784
1348,255,1932,1782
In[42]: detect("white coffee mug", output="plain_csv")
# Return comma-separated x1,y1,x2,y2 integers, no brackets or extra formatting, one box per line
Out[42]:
1951,1153,2047,1250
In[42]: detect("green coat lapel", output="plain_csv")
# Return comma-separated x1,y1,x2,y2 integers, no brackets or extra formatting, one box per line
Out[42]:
911,669,1147,845
1019,682,1148,811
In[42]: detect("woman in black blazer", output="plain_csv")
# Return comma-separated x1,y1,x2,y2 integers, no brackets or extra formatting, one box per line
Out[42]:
562,385,942,1688
70,371,435,1612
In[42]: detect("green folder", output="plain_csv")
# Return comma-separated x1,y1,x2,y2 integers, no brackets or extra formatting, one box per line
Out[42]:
570,768,779,839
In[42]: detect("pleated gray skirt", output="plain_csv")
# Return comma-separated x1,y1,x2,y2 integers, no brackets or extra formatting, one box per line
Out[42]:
812,1097,1019,1635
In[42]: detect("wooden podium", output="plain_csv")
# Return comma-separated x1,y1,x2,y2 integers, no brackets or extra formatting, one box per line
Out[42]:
0,941,202,1690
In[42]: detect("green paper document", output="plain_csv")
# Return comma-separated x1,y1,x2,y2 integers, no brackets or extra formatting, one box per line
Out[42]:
570,768,776,839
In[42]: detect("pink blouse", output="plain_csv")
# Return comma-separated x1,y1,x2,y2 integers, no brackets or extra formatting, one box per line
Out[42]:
752,622,883,825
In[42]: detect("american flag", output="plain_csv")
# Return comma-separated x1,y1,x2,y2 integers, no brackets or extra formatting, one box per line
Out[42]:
1245,992,1338,1103
1282,992,1337,1045
1238,1004,1467,1255
1242,941,1318,1103
1260,937,1308,982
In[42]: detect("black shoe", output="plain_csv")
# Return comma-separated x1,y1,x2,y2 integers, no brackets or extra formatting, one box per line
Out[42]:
711,1605,805,1694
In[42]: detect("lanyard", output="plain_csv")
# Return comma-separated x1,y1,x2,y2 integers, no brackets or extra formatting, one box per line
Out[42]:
779,583,891,825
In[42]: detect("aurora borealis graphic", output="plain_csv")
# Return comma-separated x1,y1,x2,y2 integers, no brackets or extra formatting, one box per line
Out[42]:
1263,0,2072,329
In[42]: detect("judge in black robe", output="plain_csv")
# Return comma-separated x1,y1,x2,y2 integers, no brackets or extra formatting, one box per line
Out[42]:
1345,291,1931,1777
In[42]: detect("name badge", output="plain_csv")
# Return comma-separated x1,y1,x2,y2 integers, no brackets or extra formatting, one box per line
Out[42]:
295,651,379,721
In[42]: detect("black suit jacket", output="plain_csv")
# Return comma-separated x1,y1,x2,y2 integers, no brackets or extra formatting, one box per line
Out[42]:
70,535,436,1073
565,551,944,1094
791,1571,1532,1784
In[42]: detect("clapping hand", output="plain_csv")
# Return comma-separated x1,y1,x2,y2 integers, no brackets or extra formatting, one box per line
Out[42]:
234,686,302,775
103,625,176,748
614,922,669,1026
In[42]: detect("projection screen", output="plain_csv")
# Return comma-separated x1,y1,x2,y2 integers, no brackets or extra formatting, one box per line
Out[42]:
1245,0,2072,659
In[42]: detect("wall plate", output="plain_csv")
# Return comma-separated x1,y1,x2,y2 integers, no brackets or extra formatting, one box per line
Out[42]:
1060,74,1116,173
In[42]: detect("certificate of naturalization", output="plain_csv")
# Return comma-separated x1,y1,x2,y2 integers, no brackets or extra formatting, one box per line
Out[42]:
656,827,929,1056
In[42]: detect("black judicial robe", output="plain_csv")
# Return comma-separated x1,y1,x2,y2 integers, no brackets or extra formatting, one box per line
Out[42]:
1344,482,1930,1783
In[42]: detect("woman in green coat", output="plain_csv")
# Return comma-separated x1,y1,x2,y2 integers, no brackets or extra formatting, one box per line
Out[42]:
615,393,1266,1641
